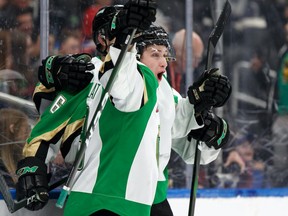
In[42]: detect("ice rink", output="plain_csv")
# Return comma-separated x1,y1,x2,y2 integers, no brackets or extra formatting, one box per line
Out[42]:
1,188,288,216
169,197,288,216
168,188,288,216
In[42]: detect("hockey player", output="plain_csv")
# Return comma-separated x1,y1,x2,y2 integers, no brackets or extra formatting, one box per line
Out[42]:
91,10,231,215
16,4,232,215
33,5,124,113
41,21,229,216
15,1,161,216
133,25,231,215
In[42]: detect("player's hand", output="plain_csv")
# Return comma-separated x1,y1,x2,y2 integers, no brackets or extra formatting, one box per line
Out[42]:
188,110,230,149
16,157,49,211
108,0,157,45
187,68,231,114
124,0,157,30
38,53,94,93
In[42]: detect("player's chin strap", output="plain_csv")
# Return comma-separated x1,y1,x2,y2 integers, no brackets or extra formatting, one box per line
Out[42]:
55,28,137,209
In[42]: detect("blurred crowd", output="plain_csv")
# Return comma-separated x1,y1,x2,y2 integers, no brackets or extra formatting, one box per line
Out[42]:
1,0,288,190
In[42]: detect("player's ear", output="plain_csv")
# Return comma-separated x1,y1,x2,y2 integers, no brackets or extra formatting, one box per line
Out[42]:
9,124,15,134
98,34,106,45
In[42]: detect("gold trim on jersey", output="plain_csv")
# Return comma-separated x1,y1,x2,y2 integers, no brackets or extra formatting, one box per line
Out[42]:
23,119,70,157
62,119,85,144
33,82,55,96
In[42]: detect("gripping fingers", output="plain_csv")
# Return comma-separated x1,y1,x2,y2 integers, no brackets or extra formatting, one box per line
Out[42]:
69,61,94,73
129,0,157,17
205,75,231,93
202,74,231,107
35,189,49,203
131,0,157,7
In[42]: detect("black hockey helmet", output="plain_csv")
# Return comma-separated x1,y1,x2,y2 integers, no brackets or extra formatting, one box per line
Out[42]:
92,5,124,54
134,25,176,61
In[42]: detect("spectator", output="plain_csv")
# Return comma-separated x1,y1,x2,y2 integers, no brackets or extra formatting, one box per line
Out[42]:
58,31,82,55
0,108,30,187
222,134,268,188
0,28,35,100
11,29,35,99
169,29,204,95
13,6,42,69
0,30,13,70
0,0,15,30
32,34,56,64
236,48,277,136
227,47,276,188
14,7,34,37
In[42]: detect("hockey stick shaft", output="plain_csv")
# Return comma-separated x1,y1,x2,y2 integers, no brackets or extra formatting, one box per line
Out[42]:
205,0,232,70
56,29,137,209
0,173,15,213
0,172,68,213
188,1,231,216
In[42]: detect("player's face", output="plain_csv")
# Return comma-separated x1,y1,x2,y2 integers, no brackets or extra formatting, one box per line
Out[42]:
140,45,168,83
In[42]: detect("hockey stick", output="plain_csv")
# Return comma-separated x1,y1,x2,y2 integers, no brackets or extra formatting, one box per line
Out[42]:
0,172,68,213
188,1,231,216
55,28,137,209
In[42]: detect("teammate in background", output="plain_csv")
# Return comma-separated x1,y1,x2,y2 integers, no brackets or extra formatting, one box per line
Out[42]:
15,1,160,215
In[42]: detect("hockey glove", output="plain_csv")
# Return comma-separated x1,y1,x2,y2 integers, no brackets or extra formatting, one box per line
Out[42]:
38,53,94,93
16,157,49,211
187,68,231,114
187,111,230,149
108,0,157,45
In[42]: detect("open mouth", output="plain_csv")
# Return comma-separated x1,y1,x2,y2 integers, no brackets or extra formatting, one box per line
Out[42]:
157,72,165,81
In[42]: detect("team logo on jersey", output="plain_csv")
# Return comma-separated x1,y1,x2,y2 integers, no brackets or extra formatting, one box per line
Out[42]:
50,95,66,113
88,83,101,99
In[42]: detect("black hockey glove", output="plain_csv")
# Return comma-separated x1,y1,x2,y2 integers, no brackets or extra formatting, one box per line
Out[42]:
187,68,231,114
38,53,94,93
108,0,157,45
187,111,230,149
16,157,49,211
